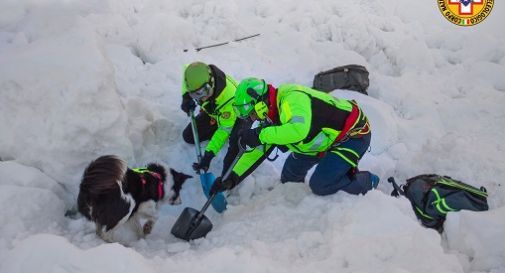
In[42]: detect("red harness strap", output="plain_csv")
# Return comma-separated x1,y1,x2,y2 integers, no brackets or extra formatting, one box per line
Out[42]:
140,172,164,200
318,102,369,158
335,104,360,142
334,101,369,143
151,172,164,200
266,85,279,123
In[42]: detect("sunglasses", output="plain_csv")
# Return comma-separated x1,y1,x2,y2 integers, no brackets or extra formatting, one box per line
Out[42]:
189,83,212,101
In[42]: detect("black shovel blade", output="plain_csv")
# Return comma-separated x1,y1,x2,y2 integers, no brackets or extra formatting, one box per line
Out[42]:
171,207,213,241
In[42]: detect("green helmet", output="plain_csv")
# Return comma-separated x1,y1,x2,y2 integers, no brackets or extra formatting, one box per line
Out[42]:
233,78,268,119
184,62,211,92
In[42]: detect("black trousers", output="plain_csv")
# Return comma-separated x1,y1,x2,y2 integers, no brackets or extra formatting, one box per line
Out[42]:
182,112,218,144
182,112,254,177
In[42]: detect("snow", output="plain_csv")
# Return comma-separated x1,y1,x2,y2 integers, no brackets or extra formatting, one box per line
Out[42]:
0,0,504,273
445,208,505,272
2,234,155,273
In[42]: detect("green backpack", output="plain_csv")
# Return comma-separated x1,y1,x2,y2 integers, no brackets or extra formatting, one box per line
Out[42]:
389,174,489,232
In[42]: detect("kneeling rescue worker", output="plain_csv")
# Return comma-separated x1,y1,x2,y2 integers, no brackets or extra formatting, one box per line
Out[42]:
210,77,379,196
180,61,247,177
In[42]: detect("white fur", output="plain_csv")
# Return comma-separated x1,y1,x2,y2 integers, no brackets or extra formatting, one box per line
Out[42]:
96,200,158,243
131,200,158,238
117,181,136,220
96,181,167,242
163,179,181,205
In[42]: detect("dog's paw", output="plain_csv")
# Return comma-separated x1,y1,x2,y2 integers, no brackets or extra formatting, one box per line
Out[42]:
143,220,155,235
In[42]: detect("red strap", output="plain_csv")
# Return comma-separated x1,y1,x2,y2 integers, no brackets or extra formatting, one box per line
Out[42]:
335,104,360,142
150,172,164,200
157,182,164,200
266,85,279,123
140,172,164,200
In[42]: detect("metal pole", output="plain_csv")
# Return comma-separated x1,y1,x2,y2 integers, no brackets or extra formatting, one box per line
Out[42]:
183,33,261,53
189,110,202,175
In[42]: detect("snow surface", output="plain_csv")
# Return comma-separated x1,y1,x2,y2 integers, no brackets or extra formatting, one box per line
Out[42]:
1,0,505,272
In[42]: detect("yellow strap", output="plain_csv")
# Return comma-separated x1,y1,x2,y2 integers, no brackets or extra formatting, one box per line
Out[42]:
348,118,370,137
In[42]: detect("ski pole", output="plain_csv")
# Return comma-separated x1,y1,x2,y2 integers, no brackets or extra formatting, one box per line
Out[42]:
183,33,261,52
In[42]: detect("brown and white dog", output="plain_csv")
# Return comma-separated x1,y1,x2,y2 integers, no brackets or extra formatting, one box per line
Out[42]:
77,155,192,242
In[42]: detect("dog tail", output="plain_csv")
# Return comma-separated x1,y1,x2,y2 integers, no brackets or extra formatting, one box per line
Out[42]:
80,155,127,195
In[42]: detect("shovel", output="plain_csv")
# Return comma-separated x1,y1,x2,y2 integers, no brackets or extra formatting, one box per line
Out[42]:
189,110,227,213
170,193,218,241
171,145,245,241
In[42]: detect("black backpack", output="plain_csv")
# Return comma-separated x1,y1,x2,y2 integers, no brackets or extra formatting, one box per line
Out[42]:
312,64,369,95
388,174,489,232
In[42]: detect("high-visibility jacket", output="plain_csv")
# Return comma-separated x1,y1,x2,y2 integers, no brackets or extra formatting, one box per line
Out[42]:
232,84,370,177
182,65,238,155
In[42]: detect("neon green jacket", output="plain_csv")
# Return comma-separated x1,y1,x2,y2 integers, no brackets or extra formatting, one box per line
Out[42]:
232,84,369,177
182,65,238,155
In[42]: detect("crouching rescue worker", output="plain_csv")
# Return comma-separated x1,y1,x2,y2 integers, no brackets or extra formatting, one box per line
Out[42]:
180,62,247,176
209,77,379,196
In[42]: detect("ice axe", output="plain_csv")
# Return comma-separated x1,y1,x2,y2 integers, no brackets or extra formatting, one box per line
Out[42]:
388,177,405,197
189,110,227,213
171,143,245,241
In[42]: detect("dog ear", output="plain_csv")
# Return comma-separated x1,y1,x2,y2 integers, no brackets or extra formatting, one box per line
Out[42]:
146,163,167,181
170,168,193,182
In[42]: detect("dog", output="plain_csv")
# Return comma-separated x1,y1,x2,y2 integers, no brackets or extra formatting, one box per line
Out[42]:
77,155,192,242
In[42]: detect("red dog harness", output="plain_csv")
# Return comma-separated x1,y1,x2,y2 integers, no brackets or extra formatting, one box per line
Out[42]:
139,171,164,200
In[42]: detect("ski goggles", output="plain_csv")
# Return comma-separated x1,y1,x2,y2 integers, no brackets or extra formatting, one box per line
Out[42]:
189,83,212,101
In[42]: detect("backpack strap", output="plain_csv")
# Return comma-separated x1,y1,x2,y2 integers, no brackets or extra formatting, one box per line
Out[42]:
334,100,370,143
430,187,457,215
436,176,488,198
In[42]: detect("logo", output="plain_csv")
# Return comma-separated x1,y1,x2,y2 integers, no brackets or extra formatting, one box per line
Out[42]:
437,0,494,26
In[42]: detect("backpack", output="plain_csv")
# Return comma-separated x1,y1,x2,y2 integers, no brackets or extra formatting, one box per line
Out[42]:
312,64,369,95
388,174,489,232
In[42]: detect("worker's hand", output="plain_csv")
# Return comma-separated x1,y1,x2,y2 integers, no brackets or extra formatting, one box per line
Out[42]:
181,93,196,116
239,128,262,149
209,174,238,196
192,151,214,173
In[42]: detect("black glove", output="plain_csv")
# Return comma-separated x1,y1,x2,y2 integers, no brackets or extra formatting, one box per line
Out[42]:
209,173,239,196
239,127,262,149
192,151,214,173
180,93,196,116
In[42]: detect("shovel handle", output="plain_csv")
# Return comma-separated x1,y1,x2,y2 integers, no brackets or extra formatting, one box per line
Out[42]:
183,194,217,239
221,142,245,182
178,138,248,240
190,110,203,175
195,144,245,217
199,193,217,217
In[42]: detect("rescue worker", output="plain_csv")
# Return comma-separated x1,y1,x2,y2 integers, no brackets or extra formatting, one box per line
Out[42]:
180,62,247,175
210,77,379,196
